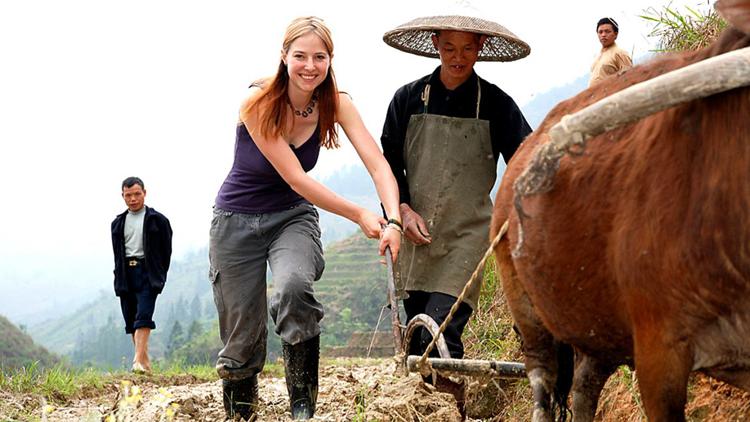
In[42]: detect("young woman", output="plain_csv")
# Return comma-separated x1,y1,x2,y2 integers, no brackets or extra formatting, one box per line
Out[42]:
209,16,402,420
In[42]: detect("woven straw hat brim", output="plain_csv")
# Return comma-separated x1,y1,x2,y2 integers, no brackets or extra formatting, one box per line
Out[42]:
383,15,530,62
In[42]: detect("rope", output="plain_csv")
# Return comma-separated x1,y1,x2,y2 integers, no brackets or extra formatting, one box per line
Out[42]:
367,304,390,358
416,219,510,374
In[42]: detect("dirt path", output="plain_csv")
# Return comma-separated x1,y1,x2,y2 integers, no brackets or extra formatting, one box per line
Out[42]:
44,359,474,421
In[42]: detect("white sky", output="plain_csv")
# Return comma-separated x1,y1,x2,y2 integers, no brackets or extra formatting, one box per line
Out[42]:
0,0,708,271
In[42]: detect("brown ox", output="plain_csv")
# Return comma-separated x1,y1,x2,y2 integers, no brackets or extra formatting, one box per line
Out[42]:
490,1,750,421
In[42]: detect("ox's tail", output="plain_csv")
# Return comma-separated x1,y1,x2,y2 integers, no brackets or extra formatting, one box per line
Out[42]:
553,342,574,422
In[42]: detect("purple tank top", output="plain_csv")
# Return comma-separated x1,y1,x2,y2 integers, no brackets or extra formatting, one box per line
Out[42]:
215,123,321,213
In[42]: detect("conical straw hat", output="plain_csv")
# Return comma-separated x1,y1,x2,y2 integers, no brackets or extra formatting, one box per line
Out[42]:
383,15,530,62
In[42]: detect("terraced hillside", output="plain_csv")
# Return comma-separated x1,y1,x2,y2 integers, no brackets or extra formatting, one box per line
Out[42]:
310,233,395,349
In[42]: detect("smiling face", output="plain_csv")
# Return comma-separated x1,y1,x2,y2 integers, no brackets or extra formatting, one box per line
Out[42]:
282,32,331,96
432,30,485,90
597,23,618,48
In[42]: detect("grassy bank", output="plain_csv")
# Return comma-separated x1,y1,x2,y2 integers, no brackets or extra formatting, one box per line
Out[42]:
0,362,218,421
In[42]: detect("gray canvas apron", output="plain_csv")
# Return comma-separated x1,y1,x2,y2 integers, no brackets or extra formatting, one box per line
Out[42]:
396,80,496,309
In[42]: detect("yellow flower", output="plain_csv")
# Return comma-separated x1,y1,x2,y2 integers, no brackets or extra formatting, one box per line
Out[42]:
124,391,143,406
164,402,180,421
156,387,174,399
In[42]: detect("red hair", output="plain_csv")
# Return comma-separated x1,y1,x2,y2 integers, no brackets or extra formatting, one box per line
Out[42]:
242,16,339,149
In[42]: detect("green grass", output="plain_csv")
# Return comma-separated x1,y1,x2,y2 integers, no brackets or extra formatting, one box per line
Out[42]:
0,361,216,404
641,2,727,52
151,359,218,380
0,361,219,421
0,362,112,421
463,257,523,362
352,387,368,422
261,361,285,378
0,362,105,400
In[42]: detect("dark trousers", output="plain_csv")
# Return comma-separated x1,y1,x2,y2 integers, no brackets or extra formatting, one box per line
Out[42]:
403,291,473,359
119,260,158,334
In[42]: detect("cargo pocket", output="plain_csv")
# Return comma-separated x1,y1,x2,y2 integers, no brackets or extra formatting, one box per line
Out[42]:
311,233,325,281
209,266,224,313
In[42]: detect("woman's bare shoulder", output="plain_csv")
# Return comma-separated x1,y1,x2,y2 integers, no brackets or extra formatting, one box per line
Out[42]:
242,86,264,107
337,90,353,102
336,90,356,111
238,86,266,124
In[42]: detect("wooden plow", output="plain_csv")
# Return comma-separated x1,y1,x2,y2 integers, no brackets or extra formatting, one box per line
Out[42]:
384,248,526,380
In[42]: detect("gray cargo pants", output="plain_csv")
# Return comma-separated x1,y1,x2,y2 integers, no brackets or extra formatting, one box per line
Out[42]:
208,203,325,380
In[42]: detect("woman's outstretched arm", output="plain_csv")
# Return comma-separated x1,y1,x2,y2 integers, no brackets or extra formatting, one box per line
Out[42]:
336,93,402,259
241,94,386,241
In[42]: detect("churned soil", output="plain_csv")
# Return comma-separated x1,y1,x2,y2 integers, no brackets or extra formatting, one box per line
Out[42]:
40,359,468,421
8,359,750,421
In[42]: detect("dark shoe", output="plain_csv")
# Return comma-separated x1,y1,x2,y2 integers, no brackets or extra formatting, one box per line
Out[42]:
282,335,319,420
423,374,466,420
222,375,258,421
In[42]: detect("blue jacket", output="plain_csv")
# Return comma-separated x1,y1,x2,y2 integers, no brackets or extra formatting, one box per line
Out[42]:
111,206,172,296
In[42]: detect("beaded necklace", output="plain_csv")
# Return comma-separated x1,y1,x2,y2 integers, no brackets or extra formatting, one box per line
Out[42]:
292,95,317,118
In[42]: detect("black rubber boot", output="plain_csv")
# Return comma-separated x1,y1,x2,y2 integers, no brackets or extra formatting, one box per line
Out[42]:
222,375,258,421
435,374,466,420
420,373,466,420
282,335,319,420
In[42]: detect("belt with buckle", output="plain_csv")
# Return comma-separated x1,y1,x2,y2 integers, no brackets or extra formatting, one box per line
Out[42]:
127,258,143,267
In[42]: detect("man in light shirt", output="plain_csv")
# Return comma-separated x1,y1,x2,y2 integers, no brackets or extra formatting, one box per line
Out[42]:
111,177,172,373
590,17,633,86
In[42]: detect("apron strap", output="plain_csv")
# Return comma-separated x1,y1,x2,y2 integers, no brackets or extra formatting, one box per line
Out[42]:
421,84,431,113
475,78,482,119
421,80,481,118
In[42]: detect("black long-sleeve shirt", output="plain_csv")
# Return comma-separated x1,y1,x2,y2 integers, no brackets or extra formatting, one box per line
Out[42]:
381,66,532,204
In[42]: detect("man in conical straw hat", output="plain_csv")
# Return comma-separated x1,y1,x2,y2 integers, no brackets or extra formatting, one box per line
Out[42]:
380,13,531,411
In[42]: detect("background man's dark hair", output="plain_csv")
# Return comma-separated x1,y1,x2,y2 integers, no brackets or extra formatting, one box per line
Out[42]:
597,17,619,33
121,176,145,190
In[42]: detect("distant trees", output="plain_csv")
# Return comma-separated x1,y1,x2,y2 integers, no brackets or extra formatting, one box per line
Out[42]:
187,320,203,341
70,314,131,369
165,319,209,361
167,320,222,366
69,291,217,369
166,320,185,358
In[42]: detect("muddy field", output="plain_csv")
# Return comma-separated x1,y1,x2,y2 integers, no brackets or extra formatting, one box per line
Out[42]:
40,359,478,421
9,357,750,421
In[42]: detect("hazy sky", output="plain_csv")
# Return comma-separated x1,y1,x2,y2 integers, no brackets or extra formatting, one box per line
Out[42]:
0,0,707,275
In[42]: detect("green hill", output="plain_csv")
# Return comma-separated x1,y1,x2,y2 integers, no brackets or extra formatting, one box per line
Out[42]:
0,314,58,371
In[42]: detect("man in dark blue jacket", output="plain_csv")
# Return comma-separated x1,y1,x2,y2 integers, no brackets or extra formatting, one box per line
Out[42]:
111,176,172,373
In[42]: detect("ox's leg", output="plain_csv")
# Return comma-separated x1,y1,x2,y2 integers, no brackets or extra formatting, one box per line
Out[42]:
496,242,568,422
570,353,615,422
633,327,692,422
